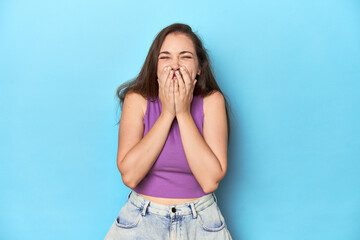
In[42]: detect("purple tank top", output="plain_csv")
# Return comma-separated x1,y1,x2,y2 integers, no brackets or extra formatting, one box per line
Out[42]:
132,95,207,198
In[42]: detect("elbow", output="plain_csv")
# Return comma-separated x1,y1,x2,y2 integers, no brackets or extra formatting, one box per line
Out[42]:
117,159,138,189
201,170,226,194
122,174,138,189
202,181,219,194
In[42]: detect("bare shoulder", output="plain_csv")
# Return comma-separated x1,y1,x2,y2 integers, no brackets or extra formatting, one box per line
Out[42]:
123,91,147,117
203,90,225,115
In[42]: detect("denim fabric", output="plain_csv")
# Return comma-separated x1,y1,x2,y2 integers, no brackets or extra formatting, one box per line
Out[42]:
104,190,233,240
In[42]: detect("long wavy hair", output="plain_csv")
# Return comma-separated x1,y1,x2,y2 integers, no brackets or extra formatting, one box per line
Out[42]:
115,23,231,138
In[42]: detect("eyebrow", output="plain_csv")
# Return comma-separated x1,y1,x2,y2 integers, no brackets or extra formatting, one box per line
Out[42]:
159,51,194,55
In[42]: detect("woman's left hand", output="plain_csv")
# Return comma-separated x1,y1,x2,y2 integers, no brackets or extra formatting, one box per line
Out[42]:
174,66,197,116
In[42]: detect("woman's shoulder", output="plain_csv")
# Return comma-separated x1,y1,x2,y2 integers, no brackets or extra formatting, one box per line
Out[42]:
203,91,225,115
203,90,224,100
123,91,148,117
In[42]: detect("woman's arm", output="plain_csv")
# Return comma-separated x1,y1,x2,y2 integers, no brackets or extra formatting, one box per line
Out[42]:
176,91,228,194
116,92,174,189
117,67,175,188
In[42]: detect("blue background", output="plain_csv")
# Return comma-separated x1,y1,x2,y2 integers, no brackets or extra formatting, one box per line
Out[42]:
1,0,359,239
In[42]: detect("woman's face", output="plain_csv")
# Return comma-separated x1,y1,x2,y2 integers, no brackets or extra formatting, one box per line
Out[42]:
157,32,201,81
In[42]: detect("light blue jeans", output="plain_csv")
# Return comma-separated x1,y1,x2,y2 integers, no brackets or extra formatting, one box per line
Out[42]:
104,190,232,240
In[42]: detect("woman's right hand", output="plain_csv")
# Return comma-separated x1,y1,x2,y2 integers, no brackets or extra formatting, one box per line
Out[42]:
157,66,175,118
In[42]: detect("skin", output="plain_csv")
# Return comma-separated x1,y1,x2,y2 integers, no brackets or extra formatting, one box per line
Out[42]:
117,32,228,205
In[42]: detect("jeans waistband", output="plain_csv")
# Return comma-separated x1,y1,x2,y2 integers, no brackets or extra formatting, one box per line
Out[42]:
127,190,218,218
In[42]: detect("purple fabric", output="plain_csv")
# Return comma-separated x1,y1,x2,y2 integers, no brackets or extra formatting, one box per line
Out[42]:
132,95,207,198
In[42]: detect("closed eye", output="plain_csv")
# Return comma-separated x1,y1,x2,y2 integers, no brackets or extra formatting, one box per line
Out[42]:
159,56,192,59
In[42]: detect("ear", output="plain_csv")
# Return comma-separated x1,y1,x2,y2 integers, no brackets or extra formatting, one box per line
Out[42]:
196,67,201,80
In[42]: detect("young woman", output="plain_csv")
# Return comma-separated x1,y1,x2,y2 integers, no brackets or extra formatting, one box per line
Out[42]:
105,23,232,240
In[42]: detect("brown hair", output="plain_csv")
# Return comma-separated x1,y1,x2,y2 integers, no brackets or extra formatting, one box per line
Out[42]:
115,23,231,138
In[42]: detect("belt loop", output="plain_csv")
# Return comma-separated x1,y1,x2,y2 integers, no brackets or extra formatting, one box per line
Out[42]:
189,202,197,218
127,190,132,199
212,192,217,203
141,201,150,216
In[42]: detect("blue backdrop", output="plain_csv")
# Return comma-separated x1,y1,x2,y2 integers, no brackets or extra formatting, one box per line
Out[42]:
1,1,359,239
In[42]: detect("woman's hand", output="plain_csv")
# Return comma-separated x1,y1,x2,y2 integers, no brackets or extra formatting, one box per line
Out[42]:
157,66,176,118
174,66,197,116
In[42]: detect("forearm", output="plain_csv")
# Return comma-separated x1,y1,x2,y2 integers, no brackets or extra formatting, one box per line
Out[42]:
118,112,174,188
176,112,224,193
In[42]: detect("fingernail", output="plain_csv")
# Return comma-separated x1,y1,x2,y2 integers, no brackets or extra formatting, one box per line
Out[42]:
180,67,184,71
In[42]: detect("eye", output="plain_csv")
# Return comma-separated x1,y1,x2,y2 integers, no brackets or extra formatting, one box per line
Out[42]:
159,56,169,59
182,56,192,59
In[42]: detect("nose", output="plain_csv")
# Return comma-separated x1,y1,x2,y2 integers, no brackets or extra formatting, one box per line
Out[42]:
169,58,180,71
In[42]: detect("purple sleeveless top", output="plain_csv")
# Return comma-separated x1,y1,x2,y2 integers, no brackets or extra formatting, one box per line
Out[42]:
132,95,207,198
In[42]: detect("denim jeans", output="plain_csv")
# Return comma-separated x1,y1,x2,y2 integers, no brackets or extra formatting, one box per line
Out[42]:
104,190,232,240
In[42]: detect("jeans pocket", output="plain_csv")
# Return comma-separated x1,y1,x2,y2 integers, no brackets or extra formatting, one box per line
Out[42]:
197,202,226,232
115,200,142,229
